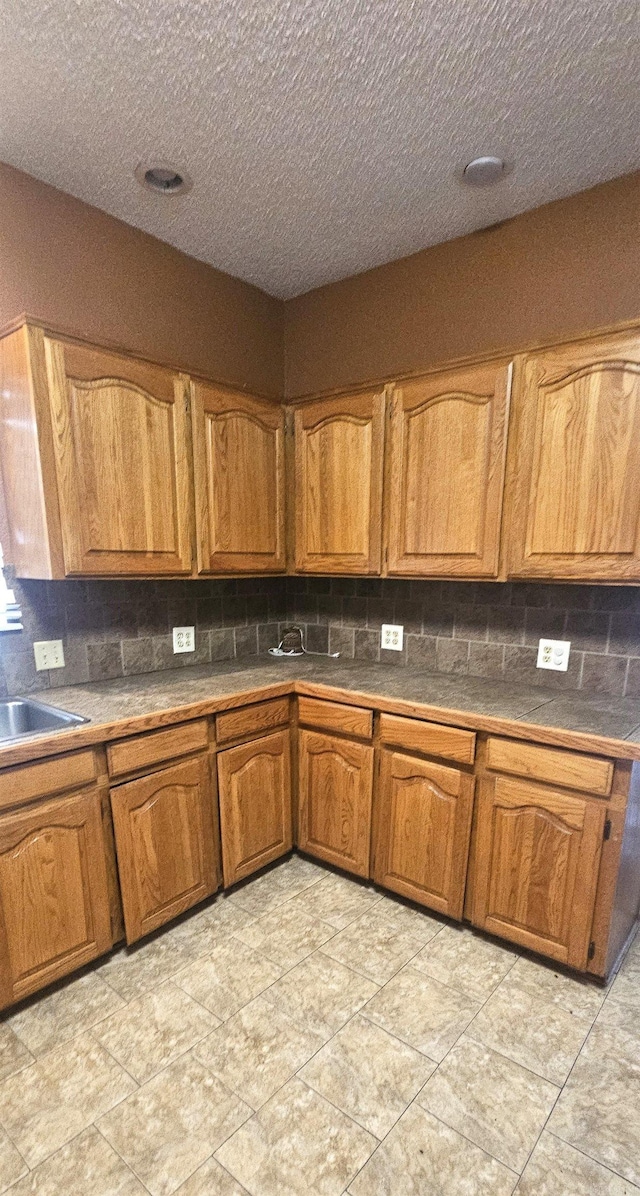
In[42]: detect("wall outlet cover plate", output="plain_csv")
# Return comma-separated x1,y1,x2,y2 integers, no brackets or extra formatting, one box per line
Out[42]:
537,639,571,671
33,640,65,670
172,626,195,653
381,624,404,651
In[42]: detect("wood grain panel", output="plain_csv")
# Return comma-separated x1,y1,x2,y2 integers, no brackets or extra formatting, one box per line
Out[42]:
110,754,219,943
0,750,98,812
107,720,209,778
44,338,192,575
297,697,373,739
486,737,613,796
0,788,112,1007
191,380,286,573
379,713,476,764
386,360,512,576
472,775,605,968
216,698,290,744
374,749,475,918
217,730,292,885
297,729,373,876
294,389,386,574
507,330,640,579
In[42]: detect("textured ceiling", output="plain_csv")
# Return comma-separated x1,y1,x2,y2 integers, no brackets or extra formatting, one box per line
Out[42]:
0,0,638,298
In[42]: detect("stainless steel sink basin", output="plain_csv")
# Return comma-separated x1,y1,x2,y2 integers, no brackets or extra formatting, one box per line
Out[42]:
0,698,89,743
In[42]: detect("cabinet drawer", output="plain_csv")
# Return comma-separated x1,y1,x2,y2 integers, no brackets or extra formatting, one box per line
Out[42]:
297,697,373,739
216,698,290,745
0,749,98,811
107,720,209,778
486,737,613,797
379,714,476,764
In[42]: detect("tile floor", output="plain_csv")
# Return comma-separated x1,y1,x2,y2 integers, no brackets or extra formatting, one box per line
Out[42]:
0,854,638,1195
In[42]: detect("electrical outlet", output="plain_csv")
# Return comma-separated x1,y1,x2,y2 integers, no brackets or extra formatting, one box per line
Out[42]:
172,626,195,653
33,640,65,671
537,639,571,671
381,624,404,651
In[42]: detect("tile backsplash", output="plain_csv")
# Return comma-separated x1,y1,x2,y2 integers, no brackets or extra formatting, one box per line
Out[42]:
2,571,640,699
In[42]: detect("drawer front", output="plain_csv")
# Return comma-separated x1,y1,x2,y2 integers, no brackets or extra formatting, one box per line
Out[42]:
107,720,209,778
0,749,98,811
486,737,613,796
379,713,476,764
297,697,373,740
216,697,290,745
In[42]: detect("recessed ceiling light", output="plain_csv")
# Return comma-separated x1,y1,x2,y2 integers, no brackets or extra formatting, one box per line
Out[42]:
461,156,509,186
135,162,192,195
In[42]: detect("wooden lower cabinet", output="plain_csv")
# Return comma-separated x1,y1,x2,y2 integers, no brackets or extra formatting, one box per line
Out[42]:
297,729,374,877
110,754,220,944
0,788,113,1008
471,776,606,970
374,749,475,919
217,730,292,886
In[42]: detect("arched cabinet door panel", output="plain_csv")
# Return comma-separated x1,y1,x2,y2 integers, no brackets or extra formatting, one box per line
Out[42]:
373,750,475,919
297,729,374,877
45,339,192,575
507,331,640,579
386,361,512,577
191,381,286,573
217,730,292,886
294,390,386,574
0,789,113,1009
471,776,605,969
110,755,219,943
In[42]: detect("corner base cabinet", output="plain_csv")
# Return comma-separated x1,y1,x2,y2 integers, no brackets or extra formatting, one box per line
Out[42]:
297,728,374,877
110,754,220,944
217,730,292,886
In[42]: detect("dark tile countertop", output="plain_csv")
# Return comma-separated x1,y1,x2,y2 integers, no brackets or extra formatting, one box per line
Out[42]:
4,655,640,766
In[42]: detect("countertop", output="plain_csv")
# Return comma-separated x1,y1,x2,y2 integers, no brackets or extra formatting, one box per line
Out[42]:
3,656,640,768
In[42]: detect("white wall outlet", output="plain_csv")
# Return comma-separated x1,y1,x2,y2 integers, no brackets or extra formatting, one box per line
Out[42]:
33,640,65,671
381,624,404,652
172,626,195,653
537,639,571,671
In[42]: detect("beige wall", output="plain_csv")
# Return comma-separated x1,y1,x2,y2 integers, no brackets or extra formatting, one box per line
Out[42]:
0,162,283,398
283,171,640,398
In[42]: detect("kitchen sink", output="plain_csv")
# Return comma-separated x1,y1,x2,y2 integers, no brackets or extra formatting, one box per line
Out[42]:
0,698,89,743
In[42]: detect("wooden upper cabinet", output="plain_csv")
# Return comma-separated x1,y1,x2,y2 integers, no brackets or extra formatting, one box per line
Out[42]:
44,339,193,576
191,381,286,573
0,789,113,1008
293,389,386,574
217,730,292,886
506,331,640,580
471,776,605,969
110,754,219,944
374,749,475,919
386,361,512,576
297,729,374,877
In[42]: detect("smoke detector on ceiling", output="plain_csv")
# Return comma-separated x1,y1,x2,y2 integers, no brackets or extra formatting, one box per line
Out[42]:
135,163,192,195
459,156,512,186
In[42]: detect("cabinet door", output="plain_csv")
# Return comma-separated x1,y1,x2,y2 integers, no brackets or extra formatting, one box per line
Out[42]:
191,381,286,573
374,750,474,919
110,756,219,943
0,789,112,1008
294,390,386,574
507,331,640,579
217,730,292,886
472,776,606,969
45,339,192,575
297,729,373,877
386,361,512,576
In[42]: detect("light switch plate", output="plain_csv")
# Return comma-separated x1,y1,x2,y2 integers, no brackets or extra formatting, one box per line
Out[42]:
537,639,571,671
33,640,65,670
172,626,195,653
381,624,404,651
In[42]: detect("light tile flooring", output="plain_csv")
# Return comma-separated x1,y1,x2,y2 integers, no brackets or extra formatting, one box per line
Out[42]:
0,855,638,1195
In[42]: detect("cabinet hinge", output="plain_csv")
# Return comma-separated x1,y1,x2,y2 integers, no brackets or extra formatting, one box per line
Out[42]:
603,818,612,841
588,941,596,961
